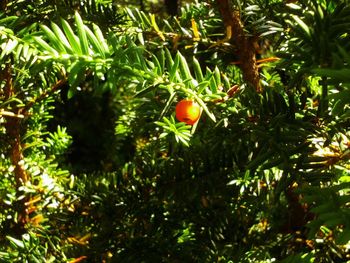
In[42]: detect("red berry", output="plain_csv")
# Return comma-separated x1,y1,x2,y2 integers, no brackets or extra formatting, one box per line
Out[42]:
175,99,201,125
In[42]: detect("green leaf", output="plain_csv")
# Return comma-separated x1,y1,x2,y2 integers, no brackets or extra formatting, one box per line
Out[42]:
165,48,174,69
179,52,193,81
246,149,274,170
125,7,136,22
323,217,344,228
151,53,162,75
222,74,231,90
170,53,180,83
61,18,82,55
158,49,166,74
313,68,350,83
75,12,89,55
310,203,333,214
22,43,30,59
68,61,86,98
1,39,18,58
162,116,172,126
0,16,18,25
134,85,157,97
40,24,66,52
177,134,190,146
30,255,41,263
193,57,204,83
51,22,73,53
14,43,23,61
33,36,58,55
180,87,216,122
286,3,302,9
291,15,311,38
140,11,151,27
7,236,25,249
214,66,221,88
84,25,105,57
159,92,176,119
336,228,350,245
137,32,145,45
93,24,109,55
197,81,210,94
209,74,217,93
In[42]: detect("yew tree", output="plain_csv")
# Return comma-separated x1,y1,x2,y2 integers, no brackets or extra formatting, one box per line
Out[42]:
1,0,350,262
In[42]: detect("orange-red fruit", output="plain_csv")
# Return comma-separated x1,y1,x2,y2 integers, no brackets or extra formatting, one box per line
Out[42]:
175,99,201,125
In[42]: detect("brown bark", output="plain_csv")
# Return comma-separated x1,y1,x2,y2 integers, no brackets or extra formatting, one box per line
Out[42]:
281,186,314,233
2,63,29,229
2,63,28,186
216,0,261,92
1,0,8,12
164,0,179,16
1,60,67,231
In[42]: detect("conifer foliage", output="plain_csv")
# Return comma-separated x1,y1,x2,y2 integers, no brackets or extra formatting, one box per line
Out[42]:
1,0,350,262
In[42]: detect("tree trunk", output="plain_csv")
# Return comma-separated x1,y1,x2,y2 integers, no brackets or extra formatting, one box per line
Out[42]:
2,63,29,233
216,0,261,92
1,0,8,11
164,0,179,16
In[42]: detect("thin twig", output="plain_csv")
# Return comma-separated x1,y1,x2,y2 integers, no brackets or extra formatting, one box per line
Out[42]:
23,78,67,112
0,109,25,118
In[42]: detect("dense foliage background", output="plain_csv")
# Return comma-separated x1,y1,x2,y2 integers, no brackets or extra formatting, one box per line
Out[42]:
1,0,350,262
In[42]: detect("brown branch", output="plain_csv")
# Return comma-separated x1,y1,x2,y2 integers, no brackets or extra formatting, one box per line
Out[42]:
0,0,8,12
23,78,68,112
216,0,262,92
0,109,25,118
2,63,29,231
2,63,27,186
1,64,66,234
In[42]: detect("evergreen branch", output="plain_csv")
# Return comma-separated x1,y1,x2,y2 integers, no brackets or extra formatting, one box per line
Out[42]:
23,78,68,112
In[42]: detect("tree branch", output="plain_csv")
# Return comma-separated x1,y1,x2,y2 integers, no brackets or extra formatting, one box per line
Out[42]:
2,63,29,231
216,0,261,92
23,78,67,113
0,109,25,118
